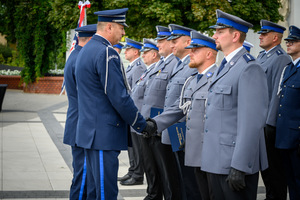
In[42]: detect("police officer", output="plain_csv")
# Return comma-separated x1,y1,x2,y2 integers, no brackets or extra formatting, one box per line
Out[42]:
139,25,182,200
123,38,147,89
162,24,200,200
119,37,146,185
75,8,155,199
243,41,253,53
276,25,300,200
153,31,218,200
120,39,159,186
257,19,291,200
113,43,124,54
63,24,97,200
201,9,269,200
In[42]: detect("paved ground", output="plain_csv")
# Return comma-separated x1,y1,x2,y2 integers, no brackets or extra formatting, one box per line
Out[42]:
0,89,288,200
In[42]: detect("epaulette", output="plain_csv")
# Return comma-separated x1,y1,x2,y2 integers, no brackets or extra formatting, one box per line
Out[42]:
276,49,283,56
243,53,255,63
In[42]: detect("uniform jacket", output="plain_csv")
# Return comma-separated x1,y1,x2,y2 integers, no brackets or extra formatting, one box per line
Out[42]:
161,55,197,144
154,65,217,167
276,60,300,149
126,57,146,89
140,53,178,118
63,45,82,146
130,63,156,134
75,35,146,151
201,48,269,175
257,45,291,126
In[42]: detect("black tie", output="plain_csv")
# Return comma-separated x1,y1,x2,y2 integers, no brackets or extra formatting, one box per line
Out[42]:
217,58,227,75
197,74,203,83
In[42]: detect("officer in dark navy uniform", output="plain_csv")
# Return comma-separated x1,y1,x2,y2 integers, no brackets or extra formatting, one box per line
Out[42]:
63,24,97,200
276,25,300,200
113,43,124,54
118,38,147,185
257,19,291,200
74,8,156,200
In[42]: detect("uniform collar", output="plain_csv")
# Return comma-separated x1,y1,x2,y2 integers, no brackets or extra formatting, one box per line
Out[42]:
130,57,140,66
181,54,190,63
293,57,300,66
200,63,216,75
225,46,243,63
95,33,112,46
264,45,278,54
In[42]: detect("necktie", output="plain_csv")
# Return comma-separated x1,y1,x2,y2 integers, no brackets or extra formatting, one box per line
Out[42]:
217,58,227,75
197,74,203,83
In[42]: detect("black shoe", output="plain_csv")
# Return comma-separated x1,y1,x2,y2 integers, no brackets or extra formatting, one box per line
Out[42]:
118,174,131,181
120,177,143,185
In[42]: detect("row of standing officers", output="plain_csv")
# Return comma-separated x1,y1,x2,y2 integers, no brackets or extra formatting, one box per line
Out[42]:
63,7,300,200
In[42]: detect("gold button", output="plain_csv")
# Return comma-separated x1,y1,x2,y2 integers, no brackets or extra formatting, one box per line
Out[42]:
137,127,140,130
279,114,281,117
280,105,282,107
292,85,295,87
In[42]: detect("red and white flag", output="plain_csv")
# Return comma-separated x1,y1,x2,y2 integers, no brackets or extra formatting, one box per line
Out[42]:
69,1,91,53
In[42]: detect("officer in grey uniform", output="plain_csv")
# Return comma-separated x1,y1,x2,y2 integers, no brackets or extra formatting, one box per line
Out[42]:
153,31,218,200
257,20,291,200
113,43,123,54
159,24,200,200
139,25,182,200
124,38,147,89
131,38,163,199
201,9,269,200
119,38,147,185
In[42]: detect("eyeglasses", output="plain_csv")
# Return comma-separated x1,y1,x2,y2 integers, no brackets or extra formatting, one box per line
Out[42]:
285,40,299,46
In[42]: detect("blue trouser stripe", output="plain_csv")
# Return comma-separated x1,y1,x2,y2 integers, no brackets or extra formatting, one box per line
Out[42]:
78,157,87,200
99,150,105,200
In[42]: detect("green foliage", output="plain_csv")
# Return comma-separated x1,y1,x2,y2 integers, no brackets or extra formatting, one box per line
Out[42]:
0,0,284,83
0,43,12,63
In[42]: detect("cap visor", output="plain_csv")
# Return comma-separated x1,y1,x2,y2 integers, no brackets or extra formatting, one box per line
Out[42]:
154,36,168,40
185,44,206,49
258,29,271,34
167,35,181,41
284,36,300,41
209,24,231,29
118,22,129,28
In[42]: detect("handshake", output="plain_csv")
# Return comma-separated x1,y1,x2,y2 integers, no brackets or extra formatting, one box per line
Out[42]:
142,118,158,137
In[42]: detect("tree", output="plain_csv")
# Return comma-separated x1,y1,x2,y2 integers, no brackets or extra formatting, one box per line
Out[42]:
0,0,284,84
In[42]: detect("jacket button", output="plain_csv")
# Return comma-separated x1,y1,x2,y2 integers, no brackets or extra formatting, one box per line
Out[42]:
117,123,119,126
280,104,282,107
284,85,286,87
281,95,284,98
137,127,140,130
248,163,252,168
205,129,208,133
220,89,223,92
278,114,281,117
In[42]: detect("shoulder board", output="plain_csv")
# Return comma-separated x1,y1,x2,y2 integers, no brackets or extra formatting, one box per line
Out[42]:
243,54,255,63
276,49,283,56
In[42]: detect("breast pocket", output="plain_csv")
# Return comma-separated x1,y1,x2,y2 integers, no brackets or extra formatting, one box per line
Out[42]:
212,85,232,110
192,92,207,112
172,77,186,95
135,81,146,96
286,81,300,106
151,72,168,90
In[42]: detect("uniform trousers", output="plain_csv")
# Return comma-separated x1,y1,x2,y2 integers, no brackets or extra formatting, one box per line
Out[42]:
127,132,144,180
261,125,287,200
206,172,259,200
85,149,120,200
176,151,202,200
280,149,300,200
195,167,214,200
139,135,181,200
70,145,87,200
